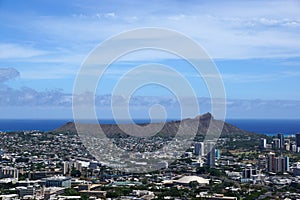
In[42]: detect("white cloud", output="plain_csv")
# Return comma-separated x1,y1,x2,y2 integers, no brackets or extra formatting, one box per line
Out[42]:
0,1,299,119
0,68,20,82
222,70,300,83
20,67,78,80
0,68,298,118
104,12,116,18
6,1,297,62
0,67,72,106
0,43,48,59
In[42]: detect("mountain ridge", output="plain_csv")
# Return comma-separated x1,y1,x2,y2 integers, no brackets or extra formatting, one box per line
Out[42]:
53,112,256,137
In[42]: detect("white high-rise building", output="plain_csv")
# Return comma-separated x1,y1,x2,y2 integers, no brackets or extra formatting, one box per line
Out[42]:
260,138,267,149
194,142,204,156
63,162,68,175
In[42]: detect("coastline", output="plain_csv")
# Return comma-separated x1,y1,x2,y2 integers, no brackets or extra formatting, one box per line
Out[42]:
0,119,299,136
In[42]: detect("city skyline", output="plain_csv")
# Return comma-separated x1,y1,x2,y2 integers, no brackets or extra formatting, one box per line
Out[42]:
1,2,300,199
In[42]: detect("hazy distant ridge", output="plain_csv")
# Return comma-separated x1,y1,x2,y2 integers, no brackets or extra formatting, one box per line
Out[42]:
53,113,255,137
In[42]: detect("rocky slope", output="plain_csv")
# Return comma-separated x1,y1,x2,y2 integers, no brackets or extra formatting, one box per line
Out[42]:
53,113,255,138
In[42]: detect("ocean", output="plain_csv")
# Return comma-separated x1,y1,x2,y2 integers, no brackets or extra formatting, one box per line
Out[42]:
225,119,300,136
0,119,299,136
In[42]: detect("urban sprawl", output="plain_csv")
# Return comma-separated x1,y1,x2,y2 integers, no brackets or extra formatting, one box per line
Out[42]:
1,129,300,200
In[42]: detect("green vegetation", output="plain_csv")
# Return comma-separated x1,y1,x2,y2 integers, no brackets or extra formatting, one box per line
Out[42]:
106,187,132,198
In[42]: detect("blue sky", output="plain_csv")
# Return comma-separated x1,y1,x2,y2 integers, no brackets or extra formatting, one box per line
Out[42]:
0,0,300,119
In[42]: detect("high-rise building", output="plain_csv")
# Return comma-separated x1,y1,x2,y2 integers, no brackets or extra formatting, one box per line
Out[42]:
277,133,284,149
194,142,204,156
296,133,300,150
284,139,290,151
284,139,290,145
63,161,68,175
267,152,275,172
283,156,290,172
206,141,216,168
293,162,300,176
242,167,257,179
275,156,290,173
258,155,267,170
267,153,289,173
285,144,290,151
260,138,267,149
291,144,297,152
63,161,83,175
273,138,281,149
215,149,220,159
274,157,283,173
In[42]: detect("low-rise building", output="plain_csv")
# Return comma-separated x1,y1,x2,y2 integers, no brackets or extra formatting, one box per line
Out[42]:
0,166,19,179
16,186,35,198
45,176,71,188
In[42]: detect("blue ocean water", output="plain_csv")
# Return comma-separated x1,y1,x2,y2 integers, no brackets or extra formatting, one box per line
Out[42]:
0,119,299,135
226,119,300,135
0,119,72,132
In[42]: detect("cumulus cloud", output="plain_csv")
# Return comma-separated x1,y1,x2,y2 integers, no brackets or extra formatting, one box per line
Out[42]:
78,95,300,119
0,67,71,107
0,87,72,107
0,68,20,83
0,67,299,119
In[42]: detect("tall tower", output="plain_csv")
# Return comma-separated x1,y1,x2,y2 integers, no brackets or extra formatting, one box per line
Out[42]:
296,133,300,152
275,157,283,173
215,149,220,159
273,138,281,149
284,156,290,172
277,133,284,149
194,142,204,156
260,138,267,149
267,152,275,172
206,141,216,168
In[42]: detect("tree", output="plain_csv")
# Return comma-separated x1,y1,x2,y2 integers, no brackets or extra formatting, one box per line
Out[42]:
71,167,81,177
63,188,79,196
142,177,148,185
189,181,199,189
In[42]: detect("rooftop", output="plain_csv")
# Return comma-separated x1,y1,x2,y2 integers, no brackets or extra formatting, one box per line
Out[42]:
174,176,209,184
